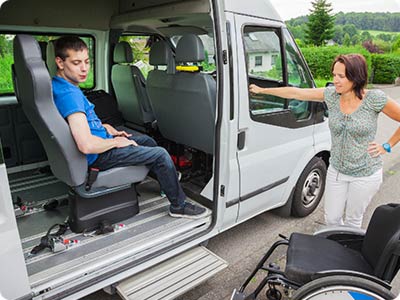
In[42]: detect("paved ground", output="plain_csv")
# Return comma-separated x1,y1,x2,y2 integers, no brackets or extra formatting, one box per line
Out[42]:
84,84,400,300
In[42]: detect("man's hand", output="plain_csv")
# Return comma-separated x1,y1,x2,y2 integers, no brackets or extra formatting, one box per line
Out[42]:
114,136,138,148
103,124,132,138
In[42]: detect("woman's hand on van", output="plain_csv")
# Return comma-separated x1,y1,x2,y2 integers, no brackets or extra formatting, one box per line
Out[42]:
249,84,264,95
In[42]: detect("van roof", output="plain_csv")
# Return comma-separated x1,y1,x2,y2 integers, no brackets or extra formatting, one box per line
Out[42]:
0,0,283,31
223,0,282,22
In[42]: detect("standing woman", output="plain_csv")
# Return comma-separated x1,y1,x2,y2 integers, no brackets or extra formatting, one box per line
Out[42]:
249,54,400,228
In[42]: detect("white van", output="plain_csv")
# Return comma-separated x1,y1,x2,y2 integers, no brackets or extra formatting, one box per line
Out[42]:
0,0,330,299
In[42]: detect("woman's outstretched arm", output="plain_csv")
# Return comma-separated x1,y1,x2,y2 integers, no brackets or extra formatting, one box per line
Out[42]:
249,84,325,102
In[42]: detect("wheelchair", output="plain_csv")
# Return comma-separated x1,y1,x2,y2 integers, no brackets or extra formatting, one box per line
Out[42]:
231,203,400,300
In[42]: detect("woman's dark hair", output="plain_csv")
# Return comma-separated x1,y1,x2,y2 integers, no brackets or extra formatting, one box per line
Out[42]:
331,54,368,100
54,36,88,60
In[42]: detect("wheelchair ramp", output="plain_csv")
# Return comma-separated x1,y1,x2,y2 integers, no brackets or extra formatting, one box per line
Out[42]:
116,246,228,300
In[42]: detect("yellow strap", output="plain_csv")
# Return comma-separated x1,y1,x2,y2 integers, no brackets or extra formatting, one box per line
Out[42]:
176,65,199,72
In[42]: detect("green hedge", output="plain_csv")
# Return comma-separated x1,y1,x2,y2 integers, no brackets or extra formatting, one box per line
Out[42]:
0,53,14,94
371,54,400,84
301,46,372,82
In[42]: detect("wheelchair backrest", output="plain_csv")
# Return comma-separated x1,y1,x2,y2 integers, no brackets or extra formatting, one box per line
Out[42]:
362,203,400,282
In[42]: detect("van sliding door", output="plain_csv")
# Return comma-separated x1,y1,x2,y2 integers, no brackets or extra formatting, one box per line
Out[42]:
234,15,315,222
0,138,31,299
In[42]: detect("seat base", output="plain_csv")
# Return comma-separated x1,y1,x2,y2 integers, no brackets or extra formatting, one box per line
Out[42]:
285,233,373,285
68,184,139,233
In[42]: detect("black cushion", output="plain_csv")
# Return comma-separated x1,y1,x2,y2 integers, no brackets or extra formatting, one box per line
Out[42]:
362,203,400,277
285,233,373,285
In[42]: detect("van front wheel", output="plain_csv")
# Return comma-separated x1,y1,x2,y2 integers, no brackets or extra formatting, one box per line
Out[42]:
291,157,326,217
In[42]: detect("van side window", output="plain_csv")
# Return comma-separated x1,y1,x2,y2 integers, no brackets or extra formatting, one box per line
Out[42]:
283,29,314,120
0,33,95,97
244,26,313,127
119,35,154,78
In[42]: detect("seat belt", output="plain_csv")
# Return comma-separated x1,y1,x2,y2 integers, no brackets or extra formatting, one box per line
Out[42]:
85,167,99,191
30,223,69,255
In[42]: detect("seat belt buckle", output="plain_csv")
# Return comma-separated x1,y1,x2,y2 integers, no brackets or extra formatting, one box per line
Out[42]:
49,236,67,253
85,167,100,191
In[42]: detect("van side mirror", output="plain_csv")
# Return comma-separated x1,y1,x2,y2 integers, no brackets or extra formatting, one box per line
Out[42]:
325,82,334,87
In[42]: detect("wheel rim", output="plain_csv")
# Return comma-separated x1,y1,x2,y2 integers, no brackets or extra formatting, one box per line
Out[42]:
300,286,387,300
301,168,322,208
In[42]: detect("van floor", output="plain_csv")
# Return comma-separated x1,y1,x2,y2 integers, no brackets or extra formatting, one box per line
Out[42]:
9,168,211,291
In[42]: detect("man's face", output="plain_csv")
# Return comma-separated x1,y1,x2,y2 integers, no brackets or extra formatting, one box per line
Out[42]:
55,48,90,86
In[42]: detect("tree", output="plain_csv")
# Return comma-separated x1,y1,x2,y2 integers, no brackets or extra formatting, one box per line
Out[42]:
305,0,335,46
362,40,382,53
343,33,351,46
342,24,358,38
333,25,344,44
351,34,360,46
360,31,372,43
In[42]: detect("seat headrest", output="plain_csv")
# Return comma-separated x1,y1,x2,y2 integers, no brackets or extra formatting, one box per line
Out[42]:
113,41,133,64
14,35,43,61
149,40,173,66
46,40,57,78
149,40,175,74
175,34,205,63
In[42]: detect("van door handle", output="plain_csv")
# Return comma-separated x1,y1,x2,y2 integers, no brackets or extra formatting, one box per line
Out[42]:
237,131,246,150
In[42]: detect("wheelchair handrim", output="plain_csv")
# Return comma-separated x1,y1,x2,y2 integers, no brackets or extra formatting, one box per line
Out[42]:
298,285,387,300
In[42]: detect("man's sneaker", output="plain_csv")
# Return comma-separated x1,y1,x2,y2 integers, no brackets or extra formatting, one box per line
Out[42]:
169,202,208,219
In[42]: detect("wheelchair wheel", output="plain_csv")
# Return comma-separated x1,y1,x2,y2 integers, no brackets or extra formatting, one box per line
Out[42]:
292,275,395,300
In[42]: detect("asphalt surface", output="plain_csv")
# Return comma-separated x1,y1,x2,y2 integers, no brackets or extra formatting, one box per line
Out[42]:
84,84,400,300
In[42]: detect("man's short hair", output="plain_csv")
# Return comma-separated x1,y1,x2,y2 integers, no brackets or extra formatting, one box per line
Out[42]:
54,36,88,60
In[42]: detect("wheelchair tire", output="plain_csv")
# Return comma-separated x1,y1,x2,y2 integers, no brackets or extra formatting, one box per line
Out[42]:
291,157,326,217
292,275,395,300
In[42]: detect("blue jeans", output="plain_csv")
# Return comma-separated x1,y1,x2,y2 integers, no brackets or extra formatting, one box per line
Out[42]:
92,135,185,208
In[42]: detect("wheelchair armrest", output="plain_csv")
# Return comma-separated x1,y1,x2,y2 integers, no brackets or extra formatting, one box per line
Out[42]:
314,226,366,251
314,225,366,238
311,270,392,290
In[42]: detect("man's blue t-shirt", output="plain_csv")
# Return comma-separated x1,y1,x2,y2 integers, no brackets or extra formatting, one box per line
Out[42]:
52,76,112,165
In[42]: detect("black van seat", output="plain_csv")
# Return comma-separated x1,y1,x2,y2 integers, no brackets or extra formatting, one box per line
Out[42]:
147,35,216,154
112,41,155,131
13,34,149,232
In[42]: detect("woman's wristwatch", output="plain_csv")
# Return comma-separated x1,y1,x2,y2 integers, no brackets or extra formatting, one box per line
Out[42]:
382,142,391,153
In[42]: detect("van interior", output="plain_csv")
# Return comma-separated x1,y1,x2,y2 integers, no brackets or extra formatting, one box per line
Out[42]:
0,0,219,297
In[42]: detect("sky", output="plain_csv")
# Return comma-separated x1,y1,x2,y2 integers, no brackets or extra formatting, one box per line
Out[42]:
269,0,400,20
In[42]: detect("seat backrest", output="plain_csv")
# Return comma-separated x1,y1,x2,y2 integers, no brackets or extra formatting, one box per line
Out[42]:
111,41,154,128
13,34,87,186
146,39,175,130
148,35,216,154
46,40,57,78
362,203,400,281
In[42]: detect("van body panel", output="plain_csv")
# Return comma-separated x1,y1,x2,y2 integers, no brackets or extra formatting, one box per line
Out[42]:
0,140,31,300
232,14,316,222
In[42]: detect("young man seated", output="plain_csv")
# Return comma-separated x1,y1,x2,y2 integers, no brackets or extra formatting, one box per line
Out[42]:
52,36,207,219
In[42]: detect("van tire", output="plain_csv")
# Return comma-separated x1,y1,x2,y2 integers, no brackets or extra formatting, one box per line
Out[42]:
291,157,326,217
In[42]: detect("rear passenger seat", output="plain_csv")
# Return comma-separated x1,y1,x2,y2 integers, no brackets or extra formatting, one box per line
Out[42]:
111,41,155,132
147,35,216,154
